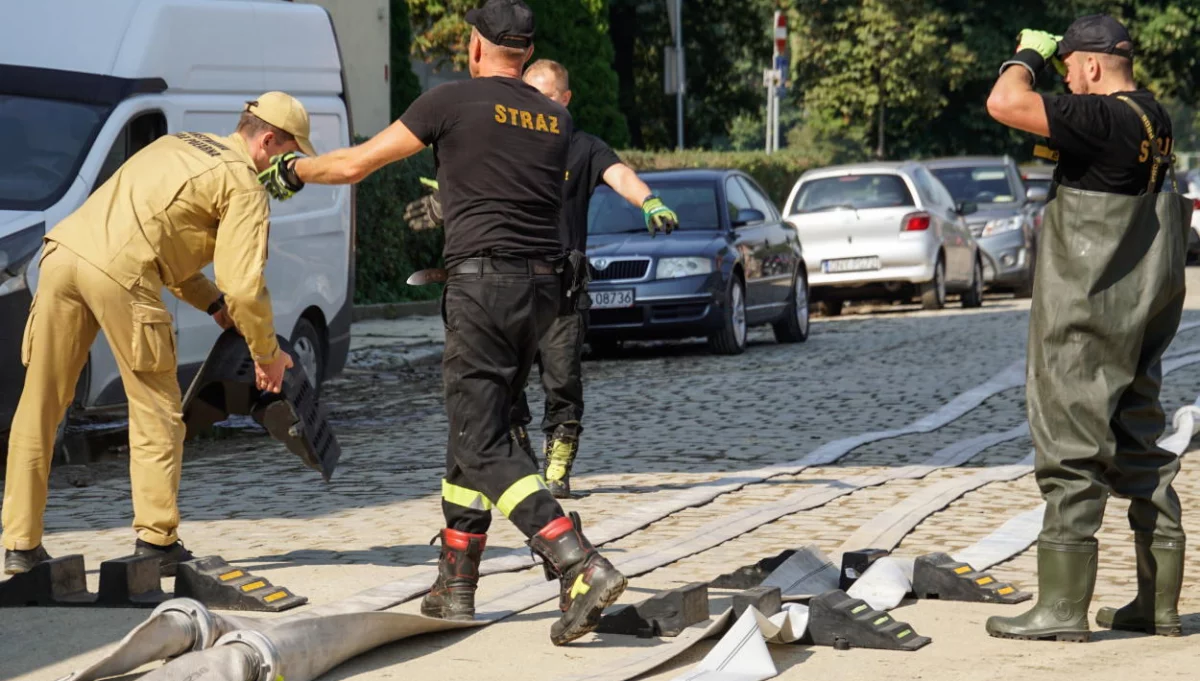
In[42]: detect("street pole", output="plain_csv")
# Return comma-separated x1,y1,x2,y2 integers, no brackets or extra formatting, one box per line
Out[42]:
674,0,684,151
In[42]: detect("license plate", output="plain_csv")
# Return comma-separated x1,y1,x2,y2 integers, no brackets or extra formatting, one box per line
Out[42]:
590,289,635,309
822,257,881,274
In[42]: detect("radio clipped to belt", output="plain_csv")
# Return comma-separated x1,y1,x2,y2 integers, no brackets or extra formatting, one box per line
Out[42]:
559,249,592,315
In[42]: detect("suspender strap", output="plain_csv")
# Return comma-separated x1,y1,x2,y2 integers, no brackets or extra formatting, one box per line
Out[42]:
1115,95,1177,194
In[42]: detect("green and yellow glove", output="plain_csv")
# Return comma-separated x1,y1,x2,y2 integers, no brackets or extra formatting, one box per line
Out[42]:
642,195,679,236
257,152,305,201
999,29,1063,81
403,177,443,232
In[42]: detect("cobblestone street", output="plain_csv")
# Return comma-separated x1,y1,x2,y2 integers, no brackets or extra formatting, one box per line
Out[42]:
5,280,1200,681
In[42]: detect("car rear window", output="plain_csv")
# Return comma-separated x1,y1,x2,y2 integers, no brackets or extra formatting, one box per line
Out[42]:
789,174,914,215
930,166,1017,204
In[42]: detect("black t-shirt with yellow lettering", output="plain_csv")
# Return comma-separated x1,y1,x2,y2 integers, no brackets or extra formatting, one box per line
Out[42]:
1041,89,1173,197
561,130,622,252
400,76,573,267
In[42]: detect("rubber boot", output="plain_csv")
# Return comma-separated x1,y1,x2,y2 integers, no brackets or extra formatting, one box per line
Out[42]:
1096,535,1184,636
528,512,627,645
985,541,1096,642
421,529,487,621
543,429,580,499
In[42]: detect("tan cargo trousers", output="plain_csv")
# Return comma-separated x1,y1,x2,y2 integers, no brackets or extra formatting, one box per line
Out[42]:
2,242,184,550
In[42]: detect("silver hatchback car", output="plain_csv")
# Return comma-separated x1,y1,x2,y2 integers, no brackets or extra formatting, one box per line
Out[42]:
782,161,984,315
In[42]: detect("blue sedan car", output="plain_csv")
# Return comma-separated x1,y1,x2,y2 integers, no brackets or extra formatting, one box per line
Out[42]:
585,169,809,355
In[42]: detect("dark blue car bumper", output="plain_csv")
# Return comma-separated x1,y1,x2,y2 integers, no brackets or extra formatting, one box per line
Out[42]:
586,273,724,341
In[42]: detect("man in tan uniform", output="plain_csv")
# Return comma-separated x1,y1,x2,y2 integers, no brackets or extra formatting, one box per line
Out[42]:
2,92,306,577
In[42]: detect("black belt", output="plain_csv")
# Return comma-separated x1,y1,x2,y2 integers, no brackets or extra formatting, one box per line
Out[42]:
448,257,557,276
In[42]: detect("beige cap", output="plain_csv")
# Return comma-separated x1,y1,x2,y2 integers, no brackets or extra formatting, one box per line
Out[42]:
245,91,316,156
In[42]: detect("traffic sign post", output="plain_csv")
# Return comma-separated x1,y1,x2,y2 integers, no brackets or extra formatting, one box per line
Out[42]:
766,11,787,154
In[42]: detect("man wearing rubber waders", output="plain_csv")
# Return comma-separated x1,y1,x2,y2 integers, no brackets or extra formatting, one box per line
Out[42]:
984,14,1193,642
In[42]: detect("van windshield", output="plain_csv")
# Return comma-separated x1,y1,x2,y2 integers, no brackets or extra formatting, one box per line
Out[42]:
0,95,107,210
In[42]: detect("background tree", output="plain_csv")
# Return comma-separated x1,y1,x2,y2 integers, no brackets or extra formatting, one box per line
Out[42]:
390,0,424,121
408,0,628,145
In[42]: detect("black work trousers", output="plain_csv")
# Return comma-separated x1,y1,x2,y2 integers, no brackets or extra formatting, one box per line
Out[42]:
511,308,588,440
439,258,565,538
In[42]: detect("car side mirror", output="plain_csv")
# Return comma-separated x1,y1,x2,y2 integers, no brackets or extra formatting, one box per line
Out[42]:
956,201,978,216
732,208,766,227
1025,186,1049,203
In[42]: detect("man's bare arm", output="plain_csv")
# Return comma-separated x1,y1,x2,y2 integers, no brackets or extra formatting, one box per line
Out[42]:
986,66,1051,137
294,120,427,185
602,163,654,208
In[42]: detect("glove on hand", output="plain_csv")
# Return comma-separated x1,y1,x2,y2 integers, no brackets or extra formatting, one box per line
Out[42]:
642,195,679,236
258,152,305,201
403,177,443,232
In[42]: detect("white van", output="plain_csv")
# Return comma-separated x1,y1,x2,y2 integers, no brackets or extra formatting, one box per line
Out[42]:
0,0,355,440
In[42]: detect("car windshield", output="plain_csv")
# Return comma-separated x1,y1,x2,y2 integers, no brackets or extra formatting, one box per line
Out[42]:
789,174,914,215
0,94,107,210
930,166,1017,205
589,181,720,234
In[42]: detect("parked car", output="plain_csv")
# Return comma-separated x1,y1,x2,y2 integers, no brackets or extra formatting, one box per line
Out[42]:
781,161,984,315
923,156,1043,298
585,169,809,356
0,0,355,444
1185,168,1200,262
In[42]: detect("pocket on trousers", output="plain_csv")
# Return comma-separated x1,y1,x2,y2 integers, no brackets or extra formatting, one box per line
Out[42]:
20,293,38,367
131,303,177,373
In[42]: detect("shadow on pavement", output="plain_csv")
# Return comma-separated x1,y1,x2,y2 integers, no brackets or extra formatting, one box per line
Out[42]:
0,607,149,680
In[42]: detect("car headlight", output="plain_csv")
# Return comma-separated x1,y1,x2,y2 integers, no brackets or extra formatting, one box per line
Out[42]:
0,223,45,296
656,257,713,279
980,216,1023,237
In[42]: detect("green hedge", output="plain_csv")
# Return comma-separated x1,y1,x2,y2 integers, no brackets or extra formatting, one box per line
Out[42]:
616,150,818,208
353,146,444,304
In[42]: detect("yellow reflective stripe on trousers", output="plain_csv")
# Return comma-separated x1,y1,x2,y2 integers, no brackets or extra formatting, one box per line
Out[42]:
496,474,549,517
441,479,493,511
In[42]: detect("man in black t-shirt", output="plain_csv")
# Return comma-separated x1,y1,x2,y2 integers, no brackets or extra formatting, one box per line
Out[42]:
983,15,1191,643
258,0,627,646
510,59,679,499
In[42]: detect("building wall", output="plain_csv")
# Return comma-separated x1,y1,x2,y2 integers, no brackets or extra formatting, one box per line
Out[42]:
294,0,391,136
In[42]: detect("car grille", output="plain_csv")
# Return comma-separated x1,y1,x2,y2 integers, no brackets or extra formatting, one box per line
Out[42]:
591,258,650,281
589,308,645,326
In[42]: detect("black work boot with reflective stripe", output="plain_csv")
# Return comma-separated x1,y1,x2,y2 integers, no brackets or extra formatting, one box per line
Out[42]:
1096,535,1184,636
528,512,627,645
421,529,487,621
543,429,580,499
4,544,52,575
985,541,1096,642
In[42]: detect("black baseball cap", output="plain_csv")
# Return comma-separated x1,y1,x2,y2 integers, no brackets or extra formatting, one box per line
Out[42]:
1057,14,1134,58
466,0,535,49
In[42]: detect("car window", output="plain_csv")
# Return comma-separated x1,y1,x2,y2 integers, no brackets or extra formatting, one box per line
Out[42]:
916,167,955,209
910,169,938,207
737,176,778,221
0,94,107,211
589,181,721,234
929,165,1018,205
724,177,753,223
788,174,915,214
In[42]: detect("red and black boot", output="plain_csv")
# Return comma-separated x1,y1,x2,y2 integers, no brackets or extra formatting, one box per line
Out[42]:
528,512,627,645
421,529,487,621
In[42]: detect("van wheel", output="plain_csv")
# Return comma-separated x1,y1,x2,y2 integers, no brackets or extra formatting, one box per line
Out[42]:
773,272,810,343
709,277,747,355
921,258,946,311
962,258,984,309
291,318,326,395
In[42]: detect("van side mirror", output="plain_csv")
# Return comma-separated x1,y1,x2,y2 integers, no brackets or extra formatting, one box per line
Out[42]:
733,208,766,227
1025,186,1049,203
956,201,978,216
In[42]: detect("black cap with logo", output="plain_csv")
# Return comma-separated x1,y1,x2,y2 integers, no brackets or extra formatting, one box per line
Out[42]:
466,0,535,49
1056,14,1134,59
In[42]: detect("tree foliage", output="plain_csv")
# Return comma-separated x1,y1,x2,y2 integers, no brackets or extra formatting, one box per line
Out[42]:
390,0,424,121
408,0,628,146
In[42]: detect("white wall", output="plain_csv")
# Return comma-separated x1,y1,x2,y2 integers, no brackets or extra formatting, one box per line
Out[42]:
295,0,391,137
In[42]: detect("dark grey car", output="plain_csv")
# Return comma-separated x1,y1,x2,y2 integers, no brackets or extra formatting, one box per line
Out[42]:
923,156,1045,298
